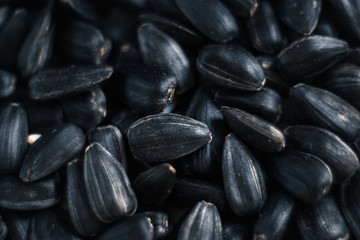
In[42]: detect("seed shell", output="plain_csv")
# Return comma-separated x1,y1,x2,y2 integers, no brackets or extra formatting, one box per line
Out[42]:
0,70,16,98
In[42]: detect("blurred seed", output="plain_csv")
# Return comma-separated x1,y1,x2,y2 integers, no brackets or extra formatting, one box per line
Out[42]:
277,35,348,79
313,17,338,37
17,1,54,77
88,125,127,170
296,194,349,240
66,159,103,236
289,84,360,142
222,134,267,216
223,221,251,240
61,86,107,132
221,0,258,17
175,0,238,42
96,215,154,240
275,0,321,35
284,125,359,183
113,64,176,114
127,113,212,162
197,44,265,91
246,0,286,54
3,212,31,240
0,6,10,30
20,123,86,182
177,201,223,240
269,150,333,203
29,65,113,100
253,190,295,240
0,174,59,210
0,103,28,173
57,0,98,21
222,106,285,153
84,143,137,223
139,211,170,240
0,216,7,240
137,23,194,95
0,70,16,98
133,163,176,210
214,87,282,123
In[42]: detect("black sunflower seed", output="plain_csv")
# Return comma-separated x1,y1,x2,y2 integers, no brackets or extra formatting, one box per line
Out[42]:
284,125,359,183
139,211,170,240
60,86,107,132
0,6,10,30
127,113,212,162
19,123,86,182
28,65,113,100
0,70,16,98
133,163,176,210
222,106,286,153
112,64,176,114
222,134,267,216
84,143,137,223
313,17,338,37
57,0,98,21
269,150,333,203
275,0,321,35
0,174,59,210
137,23,194,95
221,0,258,17
111,108,145,136
223,221,251,240
277,35,348,79
214,87,282,123
296,194,349,240
253,190,295,240
66,159,103,236
3,212,30,240
197,44,265,91
246,0,286,54
148,0,186,21
289,84,360,142
17,1,54,77
0,103,28,173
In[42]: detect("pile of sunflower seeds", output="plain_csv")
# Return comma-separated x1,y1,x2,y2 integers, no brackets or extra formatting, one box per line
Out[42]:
1,0,360,239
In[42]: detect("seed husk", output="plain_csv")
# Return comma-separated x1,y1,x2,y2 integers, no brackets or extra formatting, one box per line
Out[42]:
84,143,137,223
221,0,258,17
139,211,170,240
19,123,86,182
197,44,265,91
178,201,223,240
222,134,267,216
0,70,16,98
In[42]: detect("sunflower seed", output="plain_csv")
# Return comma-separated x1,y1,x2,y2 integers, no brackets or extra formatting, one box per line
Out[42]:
0,103,28,173
111,108,145,136
139,211,170,240
222,0,258,17
127,113,212,162
0,216,7,240
19,123,86,182
3,212,30,240
0,70,16,98
84,143,137,223
313,17,338,37
57,0,98,21
223,221,251,240
0,6,10,30
222,134,267,216
197,44,265,91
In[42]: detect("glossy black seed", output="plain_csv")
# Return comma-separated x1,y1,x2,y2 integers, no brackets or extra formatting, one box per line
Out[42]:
29,65,113,100
296,195,349,240
139,211,170,239
0,174,59,210
178,201,222,240
0,70,16,97
61,86,107,132
246,0,286,54
96,215,154,240
183,88,226,177
340,168,360,239
284,125,359,183
66,159,103,236
175,0,238,42
17,1,54,77
0,103,28,173
58,20,112,65
0,8,29,69
3,212,31,240
215,87,282,123
276,0,321,35
133,163,176,210
175,178,230,214
19,123,86,182
29,210,81,240
88,125,127,170
128,113,212,162
113,64,176,114
222,134,267,216
277,36,348,79
289,84,360,142
84,143,137,223
57,0,98,21
253,190,295,240
269,150,333,203
223,221,251,240
137,23,194,95
222,106,285,153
